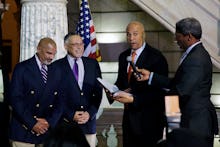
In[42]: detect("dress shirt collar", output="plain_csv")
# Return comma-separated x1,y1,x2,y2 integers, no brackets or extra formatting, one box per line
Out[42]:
67,54,82,69
185,41,202,55
131,42,146,63
179,41,202,64
35,54,47,70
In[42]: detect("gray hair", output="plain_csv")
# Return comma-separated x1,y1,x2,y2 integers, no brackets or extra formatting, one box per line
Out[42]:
176,17,202,39
64,32,78,44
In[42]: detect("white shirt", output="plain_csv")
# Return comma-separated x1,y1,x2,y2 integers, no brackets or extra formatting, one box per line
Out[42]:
35,54,48,71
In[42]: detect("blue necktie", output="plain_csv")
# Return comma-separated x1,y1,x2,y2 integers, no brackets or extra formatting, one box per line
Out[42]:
73,59,78,81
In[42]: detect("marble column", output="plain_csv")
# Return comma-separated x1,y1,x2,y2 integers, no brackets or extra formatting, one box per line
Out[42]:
20,0,68,61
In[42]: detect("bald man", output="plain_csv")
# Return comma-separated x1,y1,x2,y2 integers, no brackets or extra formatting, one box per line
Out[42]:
9,37,63,147
112,21,168,147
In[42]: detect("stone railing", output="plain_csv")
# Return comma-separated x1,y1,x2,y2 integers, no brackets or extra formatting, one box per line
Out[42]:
96,108,123,147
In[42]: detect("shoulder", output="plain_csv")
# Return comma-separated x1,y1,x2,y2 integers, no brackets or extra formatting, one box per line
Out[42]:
142,44,167,66
82,57,101,72
118,49,131,60
13,57,34,71
82,57,98,64
187,44,212,66
53,56,67,65
144,43,164,58
193,43,210,57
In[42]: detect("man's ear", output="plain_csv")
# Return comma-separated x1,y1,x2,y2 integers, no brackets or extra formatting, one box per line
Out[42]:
64,44,68,51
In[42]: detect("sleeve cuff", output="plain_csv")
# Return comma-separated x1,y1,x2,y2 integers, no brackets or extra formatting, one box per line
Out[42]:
148,72,154,85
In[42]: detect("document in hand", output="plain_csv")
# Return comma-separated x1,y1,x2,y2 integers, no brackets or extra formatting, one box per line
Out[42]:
97,77,120,94
165,95,180,115
165,95,181,129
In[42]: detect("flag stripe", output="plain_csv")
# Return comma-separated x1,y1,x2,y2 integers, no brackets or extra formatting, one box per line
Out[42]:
76,0,101,61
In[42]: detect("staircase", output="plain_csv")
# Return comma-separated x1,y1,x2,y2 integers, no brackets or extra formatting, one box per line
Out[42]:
130,0,220,68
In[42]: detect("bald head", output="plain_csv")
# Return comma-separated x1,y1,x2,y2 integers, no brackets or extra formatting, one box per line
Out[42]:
126,21,145,50
38,37,57,49
126,21,145,34
37,37,57,65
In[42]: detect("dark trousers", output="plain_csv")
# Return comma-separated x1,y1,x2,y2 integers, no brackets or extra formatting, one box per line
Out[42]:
0,102,10,147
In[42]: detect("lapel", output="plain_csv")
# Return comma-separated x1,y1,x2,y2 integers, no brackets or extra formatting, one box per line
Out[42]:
27,56,47,103
82,57,88,85
46,64,56,88
176,44,199,73
27,56,46,88
135,45,150,67
62,56,81,91
174,44,200,83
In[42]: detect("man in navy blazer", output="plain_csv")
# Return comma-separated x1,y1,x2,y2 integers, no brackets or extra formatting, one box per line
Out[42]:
9,38,63,147
111,21,168,147
54,33,102,147
133,18,219,147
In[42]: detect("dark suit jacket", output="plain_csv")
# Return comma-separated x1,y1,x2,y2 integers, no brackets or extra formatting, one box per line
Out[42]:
9,56,63,144
115,43,168,146
152,43,219,138
54,56,102,134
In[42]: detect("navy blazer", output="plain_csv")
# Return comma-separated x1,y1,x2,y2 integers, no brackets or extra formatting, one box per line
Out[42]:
152,43,219,138
115,43,168,146
9,56,63,144
54,56,102,134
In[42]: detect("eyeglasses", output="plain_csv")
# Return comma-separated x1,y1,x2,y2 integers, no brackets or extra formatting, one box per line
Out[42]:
68,43,84,47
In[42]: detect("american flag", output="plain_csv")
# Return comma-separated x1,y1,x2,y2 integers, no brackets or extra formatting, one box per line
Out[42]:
76,0,101,61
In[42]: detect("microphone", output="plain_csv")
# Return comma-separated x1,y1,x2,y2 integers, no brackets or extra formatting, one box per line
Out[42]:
126,56,141,79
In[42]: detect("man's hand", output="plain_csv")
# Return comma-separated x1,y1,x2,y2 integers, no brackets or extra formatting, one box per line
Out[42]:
113,91,134,103
136,68,151,81
73,111,90,124
32,118,49,135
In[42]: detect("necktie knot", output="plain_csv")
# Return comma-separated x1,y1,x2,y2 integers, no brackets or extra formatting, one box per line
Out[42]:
131,51,136,62
41,64,47,83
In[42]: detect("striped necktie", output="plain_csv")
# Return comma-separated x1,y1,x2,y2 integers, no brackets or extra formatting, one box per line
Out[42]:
41,64,47,83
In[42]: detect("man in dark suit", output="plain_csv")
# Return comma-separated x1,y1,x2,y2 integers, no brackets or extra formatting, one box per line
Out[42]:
112,21,168,147
54,33,102,147
9,37,63,147
134,17,219,147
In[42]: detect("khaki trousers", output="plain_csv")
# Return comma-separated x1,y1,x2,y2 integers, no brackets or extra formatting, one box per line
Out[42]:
11,141,43,147
85,134,96,147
